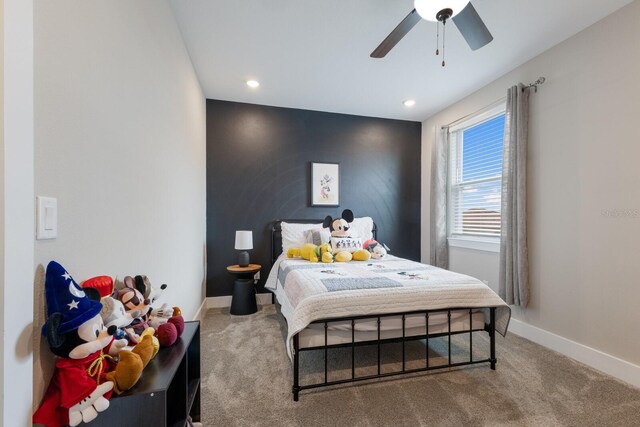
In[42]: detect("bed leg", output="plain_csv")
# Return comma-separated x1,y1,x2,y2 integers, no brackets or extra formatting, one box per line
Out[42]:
293,334,300,401
489,307,496,370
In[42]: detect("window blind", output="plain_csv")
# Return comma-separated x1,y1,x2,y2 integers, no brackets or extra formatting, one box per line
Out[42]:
448,112,505,238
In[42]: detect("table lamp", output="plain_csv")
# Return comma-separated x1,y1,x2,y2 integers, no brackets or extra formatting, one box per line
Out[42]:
235,230,253,267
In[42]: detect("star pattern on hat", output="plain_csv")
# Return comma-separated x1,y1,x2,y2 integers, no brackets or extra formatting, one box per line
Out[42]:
62,272,71,281
67,300,79,310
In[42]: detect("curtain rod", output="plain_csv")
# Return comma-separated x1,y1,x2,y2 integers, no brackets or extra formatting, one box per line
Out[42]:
441,76,546,129
525,76,546,93
441,97,506,130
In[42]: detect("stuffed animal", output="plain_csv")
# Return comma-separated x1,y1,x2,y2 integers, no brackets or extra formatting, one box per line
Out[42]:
155,316,185,347
33,262,151,427
80,275,113,299
130,275,185,345
131,275,174,329
115,276,152,335
324,209,354,237
115,276,150,313
100,297,142,345
91,295,156,366
322,209,371,262
363,239,390,260
83,275,161,355
115,275,183,347
287,242,334,263
82,276,141,345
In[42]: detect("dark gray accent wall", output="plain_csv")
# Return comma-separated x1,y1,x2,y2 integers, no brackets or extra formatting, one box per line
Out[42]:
206,100,421,297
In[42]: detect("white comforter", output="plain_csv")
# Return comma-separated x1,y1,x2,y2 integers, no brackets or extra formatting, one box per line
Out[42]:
265,255,511,358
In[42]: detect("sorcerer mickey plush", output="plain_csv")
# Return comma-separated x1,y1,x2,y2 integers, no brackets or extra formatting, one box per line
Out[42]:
33,261,151,427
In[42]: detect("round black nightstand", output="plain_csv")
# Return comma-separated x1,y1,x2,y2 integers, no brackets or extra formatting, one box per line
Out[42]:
227,264,261,315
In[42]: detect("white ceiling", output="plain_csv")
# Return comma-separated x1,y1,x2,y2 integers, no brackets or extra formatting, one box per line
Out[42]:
169,0,633,121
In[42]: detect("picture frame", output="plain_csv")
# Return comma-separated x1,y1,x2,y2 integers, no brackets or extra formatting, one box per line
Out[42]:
310,162,340,207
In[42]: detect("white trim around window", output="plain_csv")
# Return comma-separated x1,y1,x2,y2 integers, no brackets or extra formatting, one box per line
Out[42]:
446,101,506,250
448,236,500,253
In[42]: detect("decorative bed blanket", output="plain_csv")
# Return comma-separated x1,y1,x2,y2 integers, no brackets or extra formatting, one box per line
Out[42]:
265,255,511,358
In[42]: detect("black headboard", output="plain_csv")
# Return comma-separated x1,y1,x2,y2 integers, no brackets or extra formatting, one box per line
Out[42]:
270,219,378,264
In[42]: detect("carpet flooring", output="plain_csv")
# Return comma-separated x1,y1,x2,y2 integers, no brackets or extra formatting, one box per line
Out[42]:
200,305,640,426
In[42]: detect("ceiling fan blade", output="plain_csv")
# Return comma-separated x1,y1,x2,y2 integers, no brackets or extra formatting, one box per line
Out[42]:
452,2,493,51
370,9,421,58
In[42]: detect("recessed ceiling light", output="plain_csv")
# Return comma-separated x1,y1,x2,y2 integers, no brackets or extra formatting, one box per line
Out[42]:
246,80,260,88
403,99,416,107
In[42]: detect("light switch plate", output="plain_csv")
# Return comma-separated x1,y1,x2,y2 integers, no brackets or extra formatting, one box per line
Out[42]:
36,196,57,240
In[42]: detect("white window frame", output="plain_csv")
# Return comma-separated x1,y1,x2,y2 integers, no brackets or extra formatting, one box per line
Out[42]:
446,103,506,253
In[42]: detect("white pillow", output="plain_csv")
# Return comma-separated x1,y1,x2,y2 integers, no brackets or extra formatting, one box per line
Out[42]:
349,217,374,241
281,222,324,255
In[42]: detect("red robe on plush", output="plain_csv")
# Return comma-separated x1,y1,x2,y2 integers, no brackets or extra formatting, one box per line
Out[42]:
33,339,116,427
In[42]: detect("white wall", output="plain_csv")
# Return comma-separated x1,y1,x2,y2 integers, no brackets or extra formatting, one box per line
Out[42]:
33,0,206,414
1,0,35,425
423,0,640,367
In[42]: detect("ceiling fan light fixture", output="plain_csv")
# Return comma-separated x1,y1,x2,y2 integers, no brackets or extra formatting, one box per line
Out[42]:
414,0,470,22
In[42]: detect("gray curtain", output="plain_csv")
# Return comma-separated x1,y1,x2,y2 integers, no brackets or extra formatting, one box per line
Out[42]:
499,84,530,306
430,127,449,269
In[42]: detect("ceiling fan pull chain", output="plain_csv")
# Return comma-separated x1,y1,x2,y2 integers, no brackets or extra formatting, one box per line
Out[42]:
436,22,440,56
442,20,446,67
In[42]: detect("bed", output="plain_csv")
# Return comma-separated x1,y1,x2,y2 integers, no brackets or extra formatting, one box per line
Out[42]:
266,219,511,401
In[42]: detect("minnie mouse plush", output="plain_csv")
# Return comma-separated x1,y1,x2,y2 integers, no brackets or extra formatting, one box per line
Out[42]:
34,262,151,427
363,239,390,259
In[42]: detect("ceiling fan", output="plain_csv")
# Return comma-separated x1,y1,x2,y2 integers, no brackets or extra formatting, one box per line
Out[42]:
371,0,493,65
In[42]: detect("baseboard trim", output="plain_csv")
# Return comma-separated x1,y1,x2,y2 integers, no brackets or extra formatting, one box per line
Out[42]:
206,295,233,309
509,318,640,389
192,298,207,322
205,293,273,309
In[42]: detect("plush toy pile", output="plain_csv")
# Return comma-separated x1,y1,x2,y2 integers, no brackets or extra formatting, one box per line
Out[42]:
287,209,390,263
33,261,185,427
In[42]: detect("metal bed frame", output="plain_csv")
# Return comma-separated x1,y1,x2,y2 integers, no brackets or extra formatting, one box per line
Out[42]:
270,220,497,401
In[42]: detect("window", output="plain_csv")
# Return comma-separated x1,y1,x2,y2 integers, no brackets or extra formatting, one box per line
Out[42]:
447,105,505,250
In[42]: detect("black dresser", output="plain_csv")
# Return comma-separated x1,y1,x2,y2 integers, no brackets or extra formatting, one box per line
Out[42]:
86,321,201,427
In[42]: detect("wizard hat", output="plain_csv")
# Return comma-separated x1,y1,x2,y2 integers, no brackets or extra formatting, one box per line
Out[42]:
44,261,102,334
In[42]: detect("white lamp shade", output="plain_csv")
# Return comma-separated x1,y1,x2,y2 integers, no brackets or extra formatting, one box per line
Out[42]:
414,0,470,21
235,230,253,250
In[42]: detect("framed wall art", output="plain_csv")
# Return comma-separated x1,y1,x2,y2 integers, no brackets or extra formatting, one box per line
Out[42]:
310,162,340,207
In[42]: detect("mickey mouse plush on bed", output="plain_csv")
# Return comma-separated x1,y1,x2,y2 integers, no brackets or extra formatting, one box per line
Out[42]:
288,209,391,263
322,209,372,262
